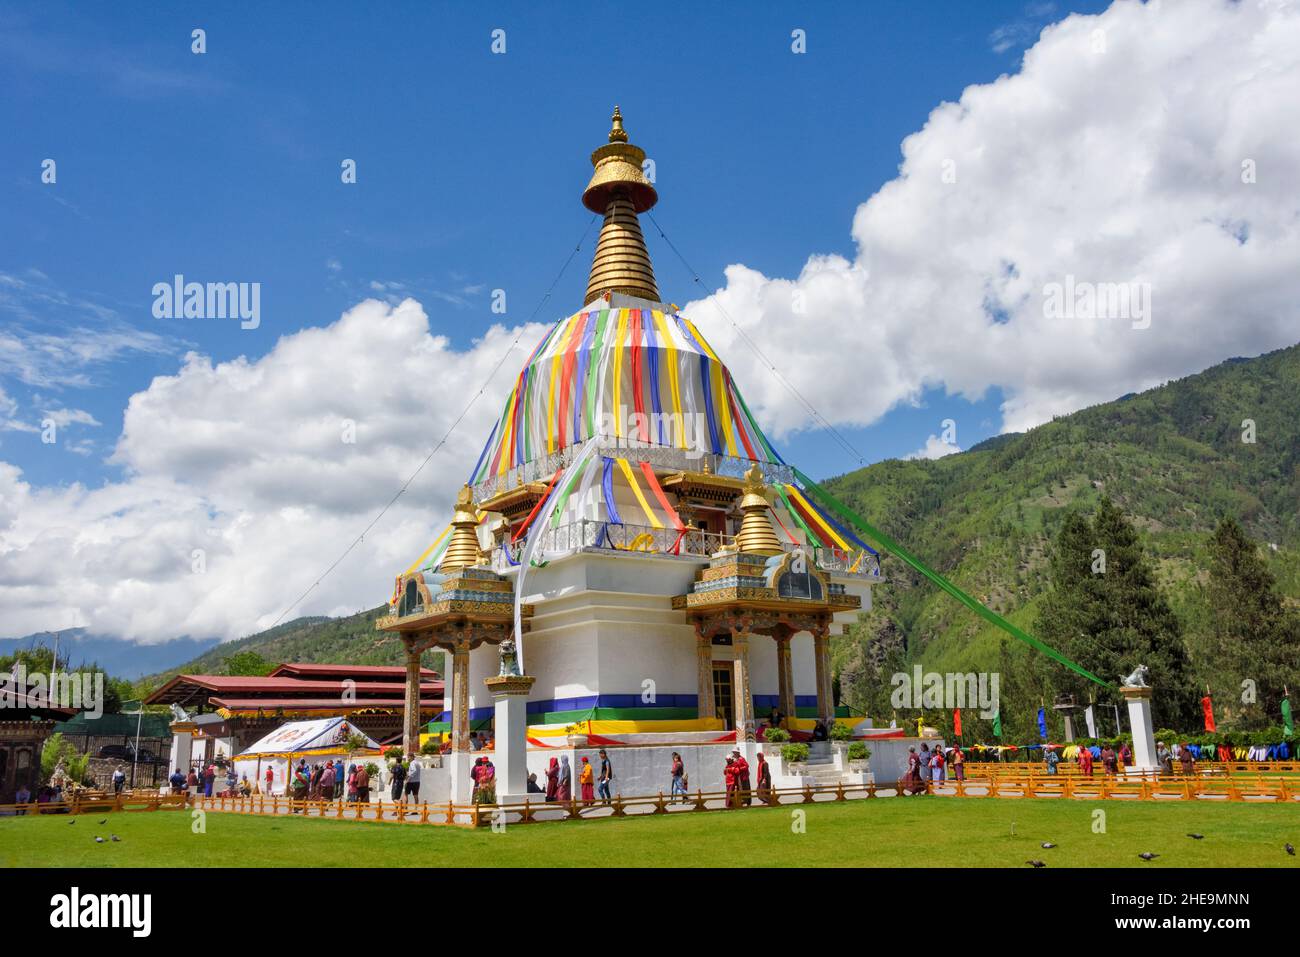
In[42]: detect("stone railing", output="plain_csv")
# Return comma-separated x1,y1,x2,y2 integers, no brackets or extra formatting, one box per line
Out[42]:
489,519,880,580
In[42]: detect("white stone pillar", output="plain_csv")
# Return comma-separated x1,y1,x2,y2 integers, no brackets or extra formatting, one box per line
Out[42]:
484,674,535,802
170,723,195,776
1121,686,1158,773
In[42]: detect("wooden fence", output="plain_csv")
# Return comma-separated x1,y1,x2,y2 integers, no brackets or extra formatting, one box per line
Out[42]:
6,769,1298,827
0,790,187,816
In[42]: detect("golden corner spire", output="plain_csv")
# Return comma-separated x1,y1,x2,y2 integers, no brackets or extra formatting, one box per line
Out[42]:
583,106,660,305
734,464,784,557
440,485,483,573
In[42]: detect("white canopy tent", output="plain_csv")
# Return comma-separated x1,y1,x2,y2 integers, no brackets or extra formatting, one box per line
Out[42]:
233,717,380,796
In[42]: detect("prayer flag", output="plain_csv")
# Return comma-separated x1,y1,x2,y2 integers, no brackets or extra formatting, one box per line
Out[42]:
1283,697,1294,736
1201,695,1216,733
1084,705,1097,739
992,711,1002,738
1037,708,1047,740
953,708,962,737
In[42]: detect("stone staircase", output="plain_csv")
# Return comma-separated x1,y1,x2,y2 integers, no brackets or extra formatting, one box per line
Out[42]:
800,742,844,788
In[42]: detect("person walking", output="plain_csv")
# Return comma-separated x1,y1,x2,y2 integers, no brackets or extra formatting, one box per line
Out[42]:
545,757,559,802
390,758,406,802
1179,743,1195,777
1079,745,1094,777
578,756,595,805
404,756,421,805
557,755,572,802
670,752,687,803
952,746,965,782
355,762,370,803
723,757,737,808
1044,746,1060,775
203,764,216,797
319,762,336,801
112,765,126,794
754,752,772,804
930,747,946,782
596,749,614,805
918,743,932,784
906,747,922,795
731,750,751,806
264,765,274,795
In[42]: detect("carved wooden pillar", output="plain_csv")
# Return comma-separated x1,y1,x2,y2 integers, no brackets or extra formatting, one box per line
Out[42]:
733,631,756,743
776,628,796,726
695,627,716,719
813,626,833,723
451,640,472,753
402,640,423,756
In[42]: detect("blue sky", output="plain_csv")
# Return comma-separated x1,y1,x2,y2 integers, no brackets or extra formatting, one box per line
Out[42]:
1,0,1111,489
6,0,1295,650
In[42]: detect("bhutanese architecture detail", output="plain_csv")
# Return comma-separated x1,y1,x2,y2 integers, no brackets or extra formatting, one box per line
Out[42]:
378,110,880,796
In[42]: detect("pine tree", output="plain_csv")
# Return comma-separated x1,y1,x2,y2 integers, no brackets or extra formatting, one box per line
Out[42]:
1036,497,1196,731
1198,517,1300,727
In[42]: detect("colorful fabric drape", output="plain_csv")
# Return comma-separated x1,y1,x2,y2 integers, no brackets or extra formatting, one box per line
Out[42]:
992,711,1002,738
1202,695,1217,732
1037,708,1048,740
470,306,781,484
601,457,623,525
953,708,962,737
1283,697,1294,736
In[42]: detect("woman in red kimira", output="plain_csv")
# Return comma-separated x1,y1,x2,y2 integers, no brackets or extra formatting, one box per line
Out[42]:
545,756,559,802
1079,745,1094,777
724,757,737,808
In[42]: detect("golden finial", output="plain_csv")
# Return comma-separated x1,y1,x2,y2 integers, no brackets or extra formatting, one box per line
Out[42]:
583,106,660,304
608,106,628,143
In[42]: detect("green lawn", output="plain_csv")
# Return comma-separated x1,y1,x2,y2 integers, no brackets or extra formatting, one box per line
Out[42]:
4,798,1299,867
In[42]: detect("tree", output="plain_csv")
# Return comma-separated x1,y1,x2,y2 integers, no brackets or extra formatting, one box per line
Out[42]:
1036,497,1196,731
1196,517,1300,728
224,651,274,676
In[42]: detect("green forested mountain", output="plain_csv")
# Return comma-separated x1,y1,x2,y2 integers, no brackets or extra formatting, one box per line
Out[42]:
829,343,1300,741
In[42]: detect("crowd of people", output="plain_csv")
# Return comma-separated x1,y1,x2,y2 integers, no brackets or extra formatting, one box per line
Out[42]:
904,743,966,793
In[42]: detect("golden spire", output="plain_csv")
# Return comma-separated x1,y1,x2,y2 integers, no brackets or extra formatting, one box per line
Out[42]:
440,485,483,572
583,106,660,305
733,464,783,556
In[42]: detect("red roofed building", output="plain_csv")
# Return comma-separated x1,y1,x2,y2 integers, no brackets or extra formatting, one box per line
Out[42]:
144,663,443,771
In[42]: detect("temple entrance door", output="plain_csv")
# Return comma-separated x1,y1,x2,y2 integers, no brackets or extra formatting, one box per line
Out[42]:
711,664,734,730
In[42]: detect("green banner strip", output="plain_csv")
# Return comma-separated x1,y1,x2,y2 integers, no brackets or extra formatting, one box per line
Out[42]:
792,467,1113,690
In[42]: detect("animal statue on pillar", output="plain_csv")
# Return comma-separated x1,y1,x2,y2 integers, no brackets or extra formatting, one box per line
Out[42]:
1120,664,1150,688
498,637,522,677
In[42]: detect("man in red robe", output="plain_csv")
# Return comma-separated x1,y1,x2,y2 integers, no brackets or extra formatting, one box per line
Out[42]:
731,750,751,806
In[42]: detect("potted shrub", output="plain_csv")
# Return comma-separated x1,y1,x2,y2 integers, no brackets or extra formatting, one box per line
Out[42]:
829,722,853,742
847,741,872,771
781,742,810,773
762,726,790,754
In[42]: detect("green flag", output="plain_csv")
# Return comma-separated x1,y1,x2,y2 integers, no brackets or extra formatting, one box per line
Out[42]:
1283,697,1294,736
992,711,1002,738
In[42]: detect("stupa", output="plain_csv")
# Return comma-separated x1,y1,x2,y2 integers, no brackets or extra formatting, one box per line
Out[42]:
380,109,881,800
